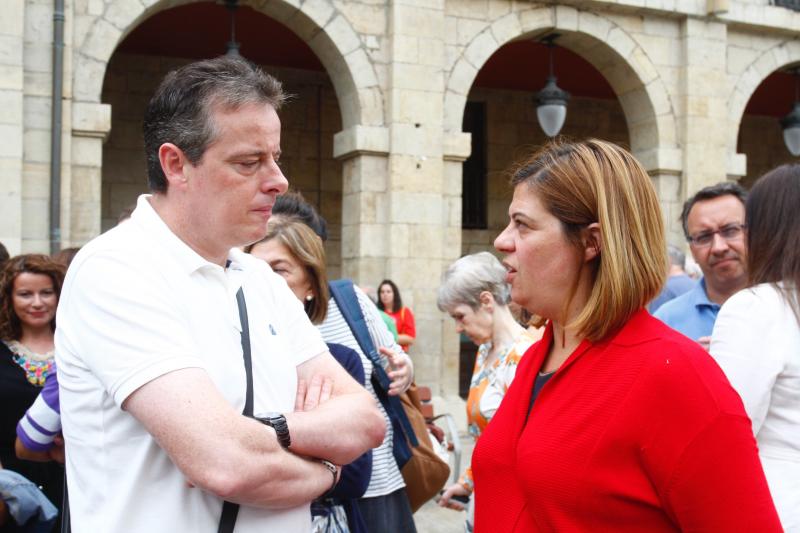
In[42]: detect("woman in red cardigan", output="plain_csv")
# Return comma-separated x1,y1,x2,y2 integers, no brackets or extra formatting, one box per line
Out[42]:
473,139,781,532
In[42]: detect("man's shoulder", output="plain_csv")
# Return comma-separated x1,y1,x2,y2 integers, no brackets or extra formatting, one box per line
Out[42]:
666,274,696,294
653,285,700,321
66,223,153,285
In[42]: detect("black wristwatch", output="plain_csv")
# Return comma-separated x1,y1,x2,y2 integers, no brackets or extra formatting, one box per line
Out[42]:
255,413,291,449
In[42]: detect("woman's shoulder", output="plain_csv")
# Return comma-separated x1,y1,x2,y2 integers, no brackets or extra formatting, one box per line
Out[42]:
624,316,746,416
723,283,790,314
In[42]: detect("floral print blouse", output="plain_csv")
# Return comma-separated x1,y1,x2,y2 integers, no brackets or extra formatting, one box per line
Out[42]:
460,329,538,492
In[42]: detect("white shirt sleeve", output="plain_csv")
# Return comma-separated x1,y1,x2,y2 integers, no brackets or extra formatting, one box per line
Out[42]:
57,251,203,407
710,287,784,433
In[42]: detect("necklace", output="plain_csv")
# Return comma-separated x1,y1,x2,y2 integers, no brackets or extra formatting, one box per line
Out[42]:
5,340,54,386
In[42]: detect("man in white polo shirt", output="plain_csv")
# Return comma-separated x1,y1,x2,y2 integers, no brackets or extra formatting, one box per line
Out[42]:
55,57,385,532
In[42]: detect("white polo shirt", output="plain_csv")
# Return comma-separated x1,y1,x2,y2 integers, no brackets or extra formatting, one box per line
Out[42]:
56,195,327,532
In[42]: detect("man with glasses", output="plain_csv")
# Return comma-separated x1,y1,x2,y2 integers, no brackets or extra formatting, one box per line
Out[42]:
654,182,748,349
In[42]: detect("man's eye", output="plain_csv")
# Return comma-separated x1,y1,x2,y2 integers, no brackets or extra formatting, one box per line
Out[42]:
694,233,713,244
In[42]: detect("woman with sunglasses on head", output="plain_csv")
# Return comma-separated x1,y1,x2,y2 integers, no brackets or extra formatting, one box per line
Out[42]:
711,163,800,531
249,216,416,533
471,139,780,532
247,220,373,533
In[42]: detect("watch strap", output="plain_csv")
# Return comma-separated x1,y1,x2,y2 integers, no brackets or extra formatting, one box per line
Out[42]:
257,415,291,449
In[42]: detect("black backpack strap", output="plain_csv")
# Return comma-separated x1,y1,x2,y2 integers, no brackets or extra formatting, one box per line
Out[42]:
217,287,252,533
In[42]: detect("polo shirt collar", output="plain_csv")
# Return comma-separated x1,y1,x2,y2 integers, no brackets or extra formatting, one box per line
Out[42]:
689,278,719,310
130,194,232,276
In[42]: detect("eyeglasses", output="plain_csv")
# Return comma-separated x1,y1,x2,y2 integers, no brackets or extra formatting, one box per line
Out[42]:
687,223,746,247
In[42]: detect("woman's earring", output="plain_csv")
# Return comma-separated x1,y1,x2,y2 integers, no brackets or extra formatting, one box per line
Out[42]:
305,294,314,302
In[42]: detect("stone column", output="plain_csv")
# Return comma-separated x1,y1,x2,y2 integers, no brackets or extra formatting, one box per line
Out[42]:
440,132,470,397
384,0,454,395
68,102,110,246
637,147,685,247
678,18,729,196
0,0,25,254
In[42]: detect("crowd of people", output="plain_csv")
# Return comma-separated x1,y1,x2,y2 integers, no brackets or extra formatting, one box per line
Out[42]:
0,55,798,533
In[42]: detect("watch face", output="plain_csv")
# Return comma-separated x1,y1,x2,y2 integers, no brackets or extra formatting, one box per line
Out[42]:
255,412,281,419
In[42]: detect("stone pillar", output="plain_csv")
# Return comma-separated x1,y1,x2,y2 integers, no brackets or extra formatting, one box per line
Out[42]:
384,0,453,395
0,0,25,254
68,102,110,246
440,132,471,397
678,18,728,197
637,147,685,247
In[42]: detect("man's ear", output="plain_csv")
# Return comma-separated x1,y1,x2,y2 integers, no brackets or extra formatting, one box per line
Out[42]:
583,222,602,263
158,143,190,190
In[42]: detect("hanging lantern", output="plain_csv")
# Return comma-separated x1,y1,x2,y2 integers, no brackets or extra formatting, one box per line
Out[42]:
535,35,570,138
781,69,800,156
225,0,241,57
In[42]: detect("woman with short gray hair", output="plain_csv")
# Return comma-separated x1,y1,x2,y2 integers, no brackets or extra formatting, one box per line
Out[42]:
436,252,541,512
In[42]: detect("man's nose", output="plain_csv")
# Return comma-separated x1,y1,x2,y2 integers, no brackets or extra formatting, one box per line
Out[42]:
709,231,729,254
261,162,289,194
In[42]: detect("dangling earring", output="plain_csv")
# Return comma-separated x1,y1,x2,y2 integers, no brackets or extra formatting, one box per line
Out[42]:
305,294,313,302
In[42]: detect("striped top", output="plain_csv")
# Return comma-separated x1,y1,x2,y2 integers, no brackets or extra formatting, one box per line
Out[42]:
318,286,406,498
17,364,61,452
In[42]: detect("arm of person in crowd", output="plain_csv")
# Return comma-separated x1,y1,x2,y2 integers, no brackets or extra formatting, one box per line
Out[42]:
284,351,386,466
124,368,342,509
397,307,417,347
325,343,372,499
15,369,64,463
663,413,782,531
356,286,413,394
709,289,782,432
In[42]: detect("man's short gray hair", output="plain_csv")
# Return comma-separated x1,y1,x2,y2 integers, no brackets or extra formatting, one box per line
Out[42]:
667,245,685,268
437,252,511,311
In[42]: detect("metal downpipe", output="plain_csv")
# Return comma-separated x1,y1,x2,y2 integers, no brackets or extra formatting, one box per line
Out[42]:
49,0,65,254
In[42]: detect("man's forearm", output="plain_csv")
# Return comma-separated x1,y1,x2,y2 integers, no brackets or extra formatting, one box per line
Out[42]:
220,447,335,509
284,389,385,465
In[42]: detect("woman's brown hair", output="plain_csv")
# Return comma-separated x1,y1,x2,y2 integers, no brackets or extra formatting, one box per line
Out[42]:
257,219,330,325
510,139,667,342
0,254,67,340
745,163,800,323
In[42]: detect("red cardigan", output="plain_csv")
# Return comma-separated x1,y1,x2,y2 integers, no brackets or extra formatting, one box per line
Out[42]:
472,310,781,532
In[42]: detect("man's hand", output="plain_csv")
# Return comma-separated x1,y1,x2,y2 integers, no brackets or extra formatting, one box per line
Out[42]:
295,375,334,412
14,436,64,464
381,347,412,396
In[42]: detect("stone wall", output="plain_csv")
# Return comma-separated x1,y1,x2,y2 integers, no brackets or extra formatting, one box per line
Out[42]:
100,53,345,276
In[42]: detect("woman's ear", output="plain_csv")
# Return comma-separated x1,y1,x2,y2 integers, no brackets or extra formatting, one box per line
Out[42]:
479,291,495,310
583,222,601,263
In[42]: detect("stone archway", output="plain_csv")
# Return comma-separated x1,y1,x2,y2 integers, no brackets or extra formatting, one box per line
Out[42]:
727,39,800,175
74,0,381,128
68,0,384,244
442,5,683,246
444,6,678,165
